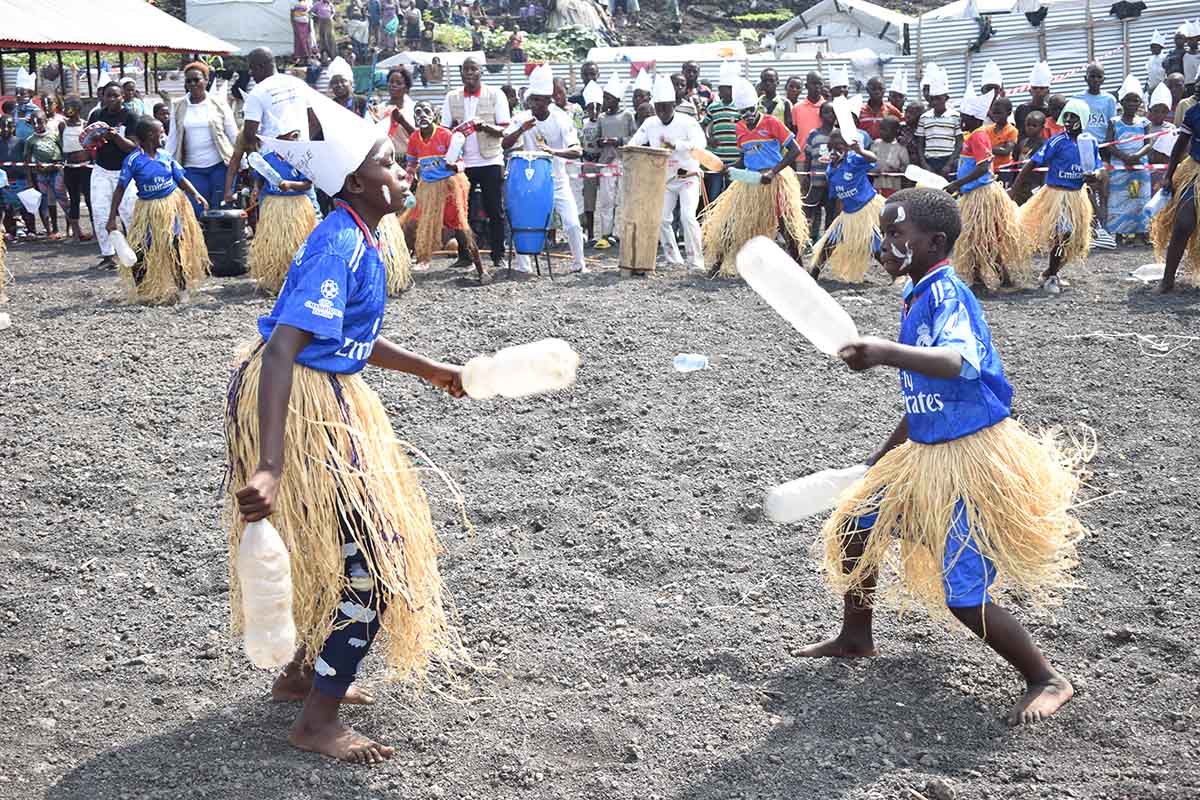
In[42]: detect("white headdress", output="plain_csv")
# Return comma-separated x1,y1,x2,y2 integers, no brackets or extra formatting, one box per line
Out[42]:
1118,73,1142,100
1149,82,1173,110
650,73,676,104
1151,29,1167,47
327,56,353,83
527,64,554,97
582,80,604,107
1028,61,1053,88
632,68,652,93
15,68,36,91
830,64,849,89
981,59,1003,88
718,59,740,88
260,91,382,197
732,77,758,110
603,73,627,99
926,67,950,97
961,89,995,120
889,70,908,96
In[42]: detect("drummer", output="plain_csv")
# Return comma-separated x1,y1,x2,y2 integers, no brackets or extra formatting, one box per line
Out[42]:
627,74,708,272
500,65,587,275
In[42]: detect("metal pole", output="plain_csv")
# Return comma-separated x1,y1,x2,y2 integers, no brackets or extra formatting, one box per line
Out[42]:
118,51,125,80
0,52,6,96
1085,0,1094,61
1122,21,1130,75
915,16,924,82
85,50,93,98
144,51,149,94
153,53,159,93
56,50,66,96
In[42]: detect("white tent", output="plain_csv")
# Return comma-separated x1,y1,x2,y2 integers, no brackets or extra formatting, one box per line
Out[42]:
375,51,487,70
586,42,747,64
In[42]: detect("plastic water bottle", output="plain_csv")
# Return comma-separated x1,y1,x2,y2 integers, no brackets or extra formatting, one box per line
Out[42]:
904,163,949,190
765,463,869,523
110,230,138,268
444,131,467,164
672,353,709,372
238,519,297,668
1144,187,1172,217
1077,133,1099,173
462,338,580,400
0,312,10,331
0,171,7,189
247,151,283,189
728,167,764,184
736,236,860,356
1129,263,1165,282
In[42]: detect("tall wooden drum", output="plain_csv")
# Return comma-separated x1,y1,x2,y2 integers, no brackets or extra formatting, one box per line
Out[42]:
619,145,669,273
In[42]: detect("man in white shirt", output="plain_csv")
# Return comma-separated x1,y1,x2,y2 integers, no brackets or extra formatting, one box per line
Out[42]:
442,57,512,270
223,48,315,205
501,65,587,274
628,74,707,271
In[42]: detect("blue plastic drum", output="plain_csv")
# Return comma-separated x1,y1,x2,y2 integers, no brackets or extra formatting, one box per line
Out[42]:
505,151,555,254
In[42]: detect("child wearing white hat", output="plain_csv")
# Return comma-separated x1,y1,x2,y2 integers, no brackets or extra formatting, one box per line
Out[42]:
1147,82,1176,194
593,75,636,249
626,73,709,271
1105,76,1153,243
1147,30,1168,92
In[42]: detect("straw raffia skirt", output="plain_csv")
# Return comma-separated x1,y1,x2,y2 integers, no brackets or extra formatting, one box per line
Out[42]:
1150,157,1200,284
812,194,885,283
702,167,810,278
956,182,1033,288
409,174,473,264
377,211,413,295
223,344,460,680
1018,184,1093,268
249,193,317,295
0,235,9,303
822,418,1091,621
122,190,210,305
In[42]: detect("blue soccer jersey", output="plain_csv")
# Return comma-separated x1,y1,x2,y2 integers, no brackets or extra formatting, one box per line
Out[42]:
118,149,186,200
1031,132,1101,190
260,151,310,197
898,261,1013,444
258,202,387,374
1181,102,1200,162
827,150,877,213
735,114,795,172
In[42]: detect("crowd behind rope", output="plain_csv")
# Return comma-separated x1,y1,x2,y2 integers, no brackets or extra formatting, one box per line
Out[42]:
1,23,1199,285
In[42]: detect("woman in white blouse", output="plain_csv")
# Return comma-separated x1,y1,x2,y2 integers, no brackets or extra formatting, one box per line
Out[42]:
372,66,416,159
164,62,239,216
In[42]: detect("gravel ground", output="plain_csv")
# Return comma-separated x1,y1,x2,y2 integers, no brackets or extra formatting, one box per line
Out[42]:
2,237,1199,800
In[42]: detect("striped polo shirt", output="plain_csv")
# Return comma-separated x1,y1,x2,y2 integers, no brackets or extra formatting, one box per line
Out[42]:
917,107,961,158
706,100,740,166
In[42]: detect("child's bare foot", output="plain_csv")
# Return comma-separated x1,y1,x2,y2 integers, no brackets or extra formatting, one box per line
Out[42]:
1154,280,1175,294
1007,674,1073,726
272,667,375,705
794,632,878,658
289,717,394,764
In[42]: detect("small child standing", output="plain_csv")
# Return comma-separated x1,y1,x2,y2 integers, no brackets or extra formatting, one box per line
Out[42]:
871,115,909,197
1146,83,1176,195
23,109,70,240
404,101,486,283
594,78,636,249
800,187,1088,728
986,96,1019,185
248,143,317,294
1011,110,1046,205
106,116,210,305
811,128,883,283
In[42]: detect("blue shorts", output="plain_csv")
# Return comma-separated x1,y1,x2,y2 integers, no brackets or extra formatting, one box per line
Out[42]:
852,497,997,608
1,177,28,211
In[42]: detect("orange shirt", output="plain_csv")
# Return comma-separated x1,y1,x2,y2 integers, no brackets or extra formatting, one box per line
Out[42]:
791,97,825,164
1044,119,1065,139
986,122,1019,175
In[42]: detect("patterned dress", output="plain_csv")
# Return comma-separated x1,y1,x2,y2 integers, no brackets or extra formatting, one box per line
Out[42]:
1106,115,1151,236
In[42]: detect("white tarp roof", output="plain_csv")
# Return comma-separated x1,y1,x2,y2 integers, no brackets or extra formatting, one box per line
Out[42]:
586,41,747,64
1,0,236,53
375,51,487,70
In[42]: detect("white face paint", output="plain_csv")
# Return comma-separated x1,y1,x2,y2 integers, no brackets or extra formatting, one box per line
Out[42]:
381,182,392,206
889,241,914,270
893,205,906,223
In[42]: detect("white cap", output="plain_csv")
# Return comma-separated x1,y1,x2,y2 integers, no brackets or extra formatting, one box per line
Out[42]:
921,62,942,86
732,77,758,110
1118,73,1143,100
96,70,112,89
527,64,554,97
961,88,995,120
926,68,949,97
889,70,908,96
15,68,35,91
582,80,604,106
963,82,976,100
633,68,652,93
260,91,382,197
981,59,1003,88
1028,60,1053,88
1177,22,1189,36
718,59,740,88
1149,82,1173,109
119,76,136,87
1151,29,1167,47
327,56,353,83
830,64,849,89
651,73,676,104
603,73,626,99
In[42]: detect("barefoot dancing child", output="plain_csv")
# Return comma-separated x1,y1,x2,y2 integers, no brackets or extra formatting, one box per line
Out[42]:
810,129,885,282
1149,88,1200,293
107,116,210,305
1010,100,1104,296
227,105,465,763
800,188,1088,727
943,90,1029,288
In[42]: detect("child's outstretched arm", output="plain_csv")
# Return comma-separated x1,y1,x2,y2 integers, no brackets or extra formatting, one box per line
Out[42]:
368,337,465,397
838,336,963,379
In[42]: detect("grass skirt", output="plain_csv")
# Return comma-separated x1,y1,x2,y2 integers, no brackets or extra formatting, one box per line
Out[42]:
812,194,885,283
0,235,8,303
1018,184,1092,267
702,167,810,278
223,344,460,681
413,174,472,264
1150,157,1200,284
249,194,317,295
377,212,413,296
122,190,210,305
957,182,1033,288
821,418,1090,621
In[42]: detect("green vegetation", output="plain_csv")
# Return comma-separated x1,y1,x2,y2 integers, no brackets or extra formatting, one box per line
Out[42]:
731,9,793,24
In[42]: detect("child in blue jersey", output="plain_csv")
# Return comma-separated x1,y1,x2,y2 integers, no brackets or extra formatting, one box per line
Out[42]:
1011,99,1106,295
702,77,809,276
811,128,885,283
799,188,1088,728
943,90,1030,289
1150,95,1200,292
106,117,210,305
248,138,318,294
227,104,466,765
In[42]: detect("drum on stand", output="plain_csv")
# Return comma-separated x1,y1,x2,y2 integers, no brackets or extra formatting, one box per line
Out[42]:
618,145,670,274
505,150,555,256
